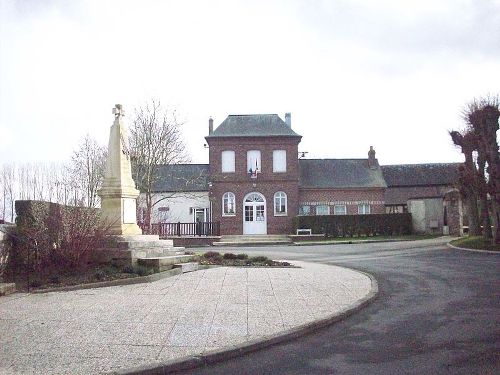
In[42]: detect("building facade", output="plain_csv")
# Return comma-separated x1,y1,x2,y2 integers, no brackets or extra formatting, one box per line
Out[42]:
144,114,461,236
205,114,301,235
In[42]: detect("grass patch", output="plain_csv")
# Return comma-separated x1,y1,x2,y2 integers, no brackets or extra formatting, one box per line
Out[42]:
450,236,500,251
200,251,292,267
297,234,442,244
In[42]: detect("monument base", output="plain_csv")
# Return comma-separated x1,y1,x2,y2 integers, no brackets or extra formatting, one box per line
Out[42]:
108,223,142,236
93,235,190,268
100,196,143,236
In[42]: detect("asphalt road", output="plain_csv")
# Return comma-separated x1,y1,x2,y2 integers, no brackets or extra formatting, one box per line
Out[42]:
183,238,500,375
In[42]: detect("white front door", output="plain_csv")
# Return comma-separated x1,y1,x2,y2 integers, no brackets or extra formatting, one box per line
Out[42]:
243,192,267,234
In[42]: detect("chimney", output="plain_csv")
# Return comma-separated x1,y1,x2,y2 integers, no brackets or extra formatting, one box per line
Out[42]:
368,146,377,169
208,117,214,135
285,112,291,128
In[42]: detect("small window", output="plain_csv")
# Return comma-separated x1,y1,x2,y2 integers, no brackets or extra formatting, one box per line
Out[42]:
334,205,347,215
274,192,287,215
273,150,286,173
221,150,235,173
358,203,370,214
247,150,261,174
222,192,235,216
316,205,329,215
299,205,311,215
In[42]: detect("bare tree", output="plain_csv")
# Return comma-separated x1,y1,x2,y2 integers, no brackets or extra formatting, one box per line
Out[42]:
449,130,481,236
71,135,107,208
129,100,189,229
0,164,16,222
463,95,500,244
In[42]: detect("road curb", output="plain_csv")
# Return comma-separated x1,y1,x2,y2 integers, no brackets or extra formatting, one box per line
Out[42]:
111,267,379,375
291,236,449,246
446,242,500,254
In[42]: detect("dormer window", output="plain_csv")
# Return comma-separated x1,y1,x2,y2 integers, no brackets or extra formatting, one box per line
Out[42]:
247,150,261,175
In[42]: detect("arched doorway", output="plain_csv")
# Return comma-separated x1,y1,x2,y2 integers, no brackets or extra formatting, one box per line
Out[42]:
243,192,267,234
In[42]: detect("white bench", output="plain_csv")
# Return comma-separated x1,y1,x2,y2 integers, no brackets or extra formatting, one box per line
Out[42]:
296,229,312,235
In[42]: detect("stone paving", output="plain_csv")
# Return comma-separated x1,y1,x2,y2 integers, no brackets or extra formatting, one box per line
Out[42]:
0,261,373,374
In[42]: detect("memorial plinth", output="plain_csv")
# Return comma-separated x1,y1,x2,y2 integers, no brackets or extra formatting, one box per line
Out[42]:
94,104,196,272
98,104,142,236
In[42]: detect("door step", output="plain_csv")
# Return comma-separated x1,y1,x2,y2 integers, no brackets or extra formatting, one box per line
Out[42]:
213,235,292,246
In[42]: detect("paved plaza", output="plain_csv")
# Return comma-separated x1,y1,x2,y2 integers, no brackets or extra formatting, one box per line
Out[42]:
0,261,373,374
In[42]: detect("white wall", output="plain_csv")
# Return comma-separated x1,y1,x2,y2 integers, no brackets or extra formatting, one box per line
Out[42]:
139,192,210,224
408,197,444,234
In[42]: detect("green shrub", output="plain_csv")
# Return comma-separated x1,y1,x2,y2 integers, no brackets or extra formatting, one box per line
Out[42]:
93,269,106,281
121,265,135,274
133,265,154,277
29,278,42,288
249,256,268,262
236,253,248,260
48,275,61,284
223,252,238,259
203,251,221,258
295,213,412,237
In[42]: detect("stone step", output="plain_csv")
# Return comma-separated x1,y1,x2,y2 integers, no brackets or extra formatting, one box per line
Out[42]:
214,235,292,246
114,240,174,250
133,248,185,259
213,240,292,247
137,255,197,272
221,235,290,241
173,262,199,273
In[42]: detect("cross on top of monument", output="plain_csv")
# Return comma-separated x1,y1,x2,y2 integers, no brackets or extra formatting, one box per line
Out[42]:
112,104,125,118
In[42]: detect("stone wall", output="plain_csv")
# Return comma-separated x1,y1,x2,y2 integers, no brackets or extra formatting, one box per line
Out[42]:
443,190,463,236
407,197,444,234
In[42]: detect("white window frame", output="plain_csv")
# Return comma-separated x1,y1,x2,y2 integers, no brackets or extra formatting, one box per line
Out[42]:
358,203,371,214
274,191,287,216
221,150,235,173
333,205,347,215
272,150,287,173
316,205,330,215
299,205,311,215
247,150,261,173
222,192,236,216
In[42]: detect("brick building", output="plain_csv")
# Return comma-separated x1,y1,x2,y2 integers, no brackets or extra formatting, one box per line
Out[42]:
144,113,461,236
204,114,387,235
205,114,301,235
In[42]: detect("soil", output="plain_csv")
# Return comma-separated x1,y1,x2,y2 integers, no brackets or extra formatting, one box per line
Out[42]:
3,266,146,292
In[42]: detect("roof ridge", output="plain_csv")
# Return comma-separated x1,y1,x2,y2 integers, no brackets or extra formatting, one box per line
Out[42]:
381,162,461,167
228,114,279,116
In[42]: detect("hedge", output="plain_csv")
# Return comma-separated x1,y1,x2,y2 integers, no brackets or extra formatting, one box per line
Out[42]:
12,200,109,272
293,213,412,237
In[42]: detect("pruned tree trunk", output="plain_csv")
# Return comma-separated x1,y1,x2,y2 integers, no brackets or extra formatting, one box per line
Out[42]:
477,154,492,239
449,131,481,236
465,98,500,244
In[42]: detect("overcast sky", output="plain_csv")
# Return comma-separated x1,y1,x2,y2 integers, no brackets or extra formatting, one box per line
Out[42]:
1,0,499,166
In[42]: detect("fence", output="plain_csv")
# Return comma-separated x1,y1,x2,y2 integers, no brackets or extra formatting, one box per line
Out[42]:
140,221,220,237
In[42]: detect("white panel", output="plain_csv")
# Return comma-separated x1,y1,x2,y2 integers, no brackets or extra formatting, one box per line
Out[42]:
247,150,261,172
273,150,286,172
221,150,235,172
123,198,136,224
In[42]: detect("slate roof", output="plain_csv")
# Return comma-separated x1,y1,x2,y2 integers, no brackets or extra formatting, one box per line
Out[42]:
299,159,387,189
151,164,209,193
381,163,460,187
207,114,301,138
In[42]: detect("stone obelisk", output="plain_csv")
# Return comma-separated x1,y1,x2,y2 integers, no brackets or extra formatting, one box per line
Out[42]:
98,104,142,235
